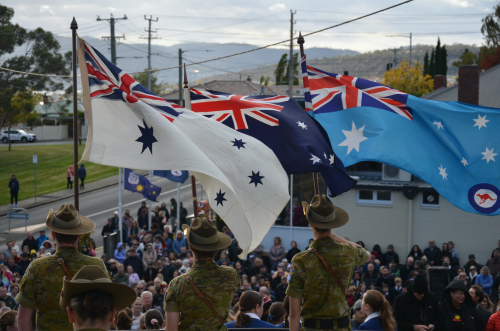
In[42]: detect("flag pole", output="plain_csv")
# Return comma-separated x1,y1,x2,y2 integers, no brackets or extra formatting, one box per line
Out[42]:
176,182,180,231
297,32,319,196
71,17,80,210
118,167,122,243
148,170,152,230
183,64,199,218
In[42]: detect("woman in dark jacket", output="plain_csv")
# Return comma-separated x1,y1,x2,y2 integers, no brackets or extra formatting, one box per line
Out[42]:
372,244,382,260
393,273,444,331
408,245,423,261
438,243,453,267
286,241,301,262
440,280,484,331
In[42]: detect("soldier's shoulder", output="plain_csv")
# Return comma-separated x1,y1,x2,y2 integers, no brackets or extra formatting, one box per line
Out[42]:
219,265,238,275
291,250,311,263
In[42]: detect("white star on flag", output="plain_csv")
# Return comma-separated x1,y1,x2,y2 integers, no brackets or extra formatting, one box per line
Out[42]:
433,121,444,130
310,154,321,164
339,121,368,155
329,154,335,165
473,115,489,130
461,157,468,166
297,121,308,129
324,152,327,159
482,147,497,163
438,165,448,180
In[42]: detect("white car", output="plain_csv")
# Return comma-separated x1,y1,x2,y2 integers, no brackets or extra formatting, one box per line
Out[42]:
0,129,37,143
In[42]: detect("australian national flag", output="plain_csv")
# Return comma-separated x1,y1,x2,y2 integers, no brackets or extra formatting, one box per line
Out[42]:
301,55,500,216
190,88,356,196
124,169,161,202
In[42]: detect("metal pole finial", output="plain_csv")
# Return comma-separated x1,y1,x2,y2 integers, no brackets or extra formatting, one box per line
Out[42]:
297,31,305,58
183,63,189,88
70,17,78,30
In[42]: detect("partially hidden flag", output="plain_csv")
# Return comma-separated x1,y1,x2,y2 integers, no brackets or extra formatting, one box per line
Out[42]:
77,37,289,256
153,170,189,184
301,55,500,216
190,89,356,196
124,169,161,201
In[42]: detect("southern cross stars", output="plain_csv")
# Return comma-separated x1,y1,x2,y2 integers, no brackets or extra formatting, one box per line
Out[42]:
438,165,448,180
339,122,368,155
461,157,468,166
482,147,497,163
136,119,157,154
248,171,264,187
473,115,489,130
297,121,308,129
214,189,227,206
231,138,246,149
433,121,444,130
310,154,321,164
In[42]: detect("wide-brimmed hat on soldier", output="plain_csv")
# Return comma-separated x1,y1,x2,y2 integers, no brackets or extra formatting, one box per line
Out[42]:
182,217,232,251
60,265,137,312
302,194,349,229
46,203,95,235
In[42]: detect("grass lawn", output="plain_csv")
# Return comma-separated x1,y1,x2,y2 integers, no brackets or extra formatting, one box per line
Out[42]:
0,144,117,206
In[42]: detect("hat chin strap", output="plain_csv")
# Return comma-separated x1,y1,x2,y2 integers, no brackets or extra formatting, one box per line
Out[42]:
52,212,82,229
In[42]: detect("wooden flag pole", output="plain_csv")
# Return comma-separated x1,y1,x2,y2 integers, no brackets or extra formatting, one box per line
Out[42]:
297,32,319,196
71,17,80,210
183,64,199,218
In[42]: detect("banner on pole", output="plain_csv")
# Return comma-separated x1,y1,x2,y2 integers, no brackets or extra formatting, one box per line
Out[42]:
153,170,189,183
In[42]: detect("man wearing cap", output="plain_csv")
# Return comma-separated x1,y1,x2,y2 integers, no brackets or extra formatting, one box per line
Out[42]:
144,260,159,282
165,217,240,331
350,300,366,330
110,211,119,227
17,203,110,331
287,195,371,331
17,252,31,273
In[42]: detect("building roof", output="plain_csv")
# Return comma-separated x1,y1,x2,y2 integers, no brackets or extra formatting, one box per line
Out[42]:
35,99,85,116
422,64,500,108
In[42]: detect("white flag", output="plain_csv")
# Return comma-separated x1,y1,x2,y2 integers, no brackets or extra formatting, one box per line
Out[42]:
77,38,289,257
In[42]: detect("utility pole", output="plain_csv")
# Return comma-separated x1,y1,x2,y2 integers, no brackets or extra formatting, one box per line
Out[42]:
179,49,183,106
393,48,397,68
288,10,296,98
97,14,127,65
140,16,159,90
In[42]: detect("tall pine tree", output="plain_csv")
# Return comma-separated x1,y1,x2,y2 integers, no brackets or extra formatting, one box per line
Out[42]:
274,54,288,85
284,53,300,85
440,45,448,84
423,51,430,76
435,38,441,76
429,49,435,77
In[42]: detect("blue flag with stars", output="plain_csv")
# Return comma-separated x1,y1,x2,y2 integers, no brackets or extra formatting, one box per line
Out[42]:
124,169,161,202
190,89,356,196
153,170,189,184
303,63,500,215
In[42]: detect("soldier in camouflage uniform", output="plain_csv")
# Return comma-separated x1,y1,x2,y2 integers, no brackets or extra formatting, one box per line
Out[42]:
17,204,110,331
286,195,371,331
164,217,240,331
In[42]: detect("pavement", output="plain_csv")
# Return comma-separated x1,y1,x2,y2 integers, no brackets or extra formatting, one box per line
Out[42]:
1,139,75,146
0,172,206,254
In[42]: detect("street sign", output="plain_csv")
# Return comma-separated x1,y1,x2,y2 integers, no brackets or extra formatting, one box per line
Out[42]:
33,155,37,164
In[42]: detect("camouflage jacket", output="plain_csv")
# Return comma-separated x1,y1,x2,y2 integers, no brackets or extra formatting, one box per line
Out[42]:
17,246,110,331
164,259,239,331
286,237,369,321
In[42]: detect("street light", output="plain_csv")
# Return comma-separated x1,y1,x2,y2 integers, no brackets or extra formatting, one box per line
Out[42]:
386,33,412,66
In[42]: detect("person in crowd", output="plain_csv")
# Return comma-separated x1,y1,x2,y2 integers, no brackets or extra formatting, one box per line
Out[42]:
448,241,460,265
408,245,423,261
113,243,126,264
2,241,12,260
81,245,92,257
141,291,162,315
351,271,362,288
78,163,86,190
287,195,370,331
487,249,500,279
159,257,177,284
442,256,458,280
36,230,48,251
66,165,74,189
114,308,133,330
400,256,415,282
148,285,163,308
287,241,301,262
121,210,133,243
249,258,265,278
144,261,158,283
267,302,286,326
387,260,399,277
247,244,264,270
458,271,472,290
169,198,178,231
21,233,38,253
469,266,479,285
16,253,30,273
0,310,17,331
476,266,494,297
469,284,492,327
388,277,403,306
346,286,357,308
225,290,276,329
371,245,382,261
128,220,140,245
274,275,288,302
102,219,116,237
291,198,304,227
491,240,500,259
423,239,441,266
355,283,367,301
438,243,453,266
382,245,399,267
112,263,129,284
178,202,188,226
375,266,395,289
177,246,189,261
234,261,246,278
8,174,19,208
160,202,170,222
464,254,483,275
165,217,239,331
107,259,119,278
269,237,286,270
440,280,484,331
9,284,19,301
142,243,157,268
131,298,143,330
137,208,148,231
60,265,136,331
0,287,16,310
393,273,443,331
486,309,500,331
137,201,146,218
172,231,187,255
358,289,395,331
152,234,165,254
350,299,366,330
143,308,164,330
126,265,140,287
123,248,143,280
362,262,379,289
481,296,494,313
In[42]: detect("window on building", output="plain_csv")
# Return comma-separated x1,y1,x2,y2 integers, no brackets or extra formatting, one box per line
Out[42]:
421,191,440,207
356,190,393,205
346,162,383,178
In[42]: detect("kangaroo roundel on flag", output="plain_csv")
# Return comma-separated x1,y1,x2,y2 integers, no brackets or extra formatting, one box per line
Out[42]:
468,184,500,214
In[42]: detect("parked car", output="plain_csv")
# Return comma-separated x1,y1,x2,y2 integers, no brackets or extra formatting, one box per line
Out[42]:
0,129,37,143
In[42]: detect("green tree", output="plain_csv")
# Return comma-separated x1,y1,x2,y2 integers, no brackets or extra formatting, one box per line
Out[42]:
452,48,477,67
382,60,433,97
429,49,435,77
2,91,37,150
0,5,70,150
423,51,429,76
132,69,164,95
435,38,441,76
274,53,288,85
481,3,500,47
259,76,270,85
440,45,448,84
284,53,300,85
